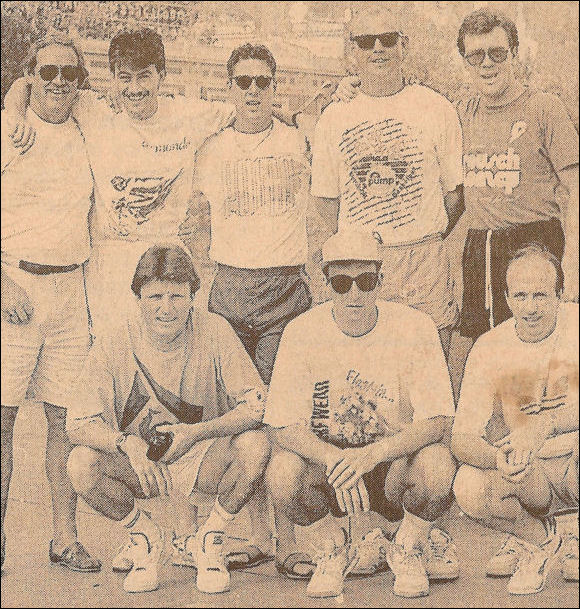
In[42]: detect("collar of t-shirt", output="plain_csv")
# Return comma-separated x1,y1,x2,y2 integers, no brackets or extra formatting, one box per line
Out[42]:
26,106,74,131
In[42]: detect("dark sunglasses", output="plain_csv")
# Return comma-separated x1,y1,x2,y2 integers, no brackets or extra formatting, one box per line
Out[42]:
233,75,273,90
464,47,509,66
38,64,80,82
329,272,379,294
351,32,400,50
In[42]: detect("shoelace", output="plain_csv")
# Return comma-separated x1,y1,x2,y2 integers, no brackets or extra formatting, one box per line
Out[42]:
562,534,579,559
429,534,456,561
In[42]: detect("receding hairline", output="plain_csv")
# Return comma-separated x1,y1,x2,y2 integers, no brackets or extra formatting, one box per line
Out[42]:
506,253,559,289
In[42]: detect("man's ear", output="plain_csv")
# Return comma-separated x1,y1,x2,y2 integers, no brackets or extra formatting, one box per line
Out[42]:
24,68,34,85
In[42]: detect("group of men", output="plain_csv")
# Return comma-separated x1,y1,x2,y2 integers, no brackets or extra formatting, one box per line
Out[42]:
1,4,578,601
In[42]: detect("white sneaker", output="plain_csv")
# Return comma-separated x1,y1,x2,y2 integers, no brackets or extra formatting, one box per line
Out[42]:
195,531,230,594
123,529,168,594
424,529,459,580
172,533,197,568
386,543,429,598
508,535,562,595
112,537,138,573
307,540,359,598
561,533,579,582
350,528,390,576
486,535,523,577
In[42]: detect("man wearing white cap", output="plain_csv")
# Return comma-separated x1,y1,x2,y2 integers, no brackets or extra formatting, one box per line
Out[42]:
263,229,458,598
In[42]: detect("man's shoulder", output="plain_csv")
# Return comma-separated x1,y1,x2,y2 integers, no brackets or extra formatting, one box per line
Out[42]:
409,84,454,108
559,302,580,337
474,318,515,352
283,301,332,335
377,299,435,332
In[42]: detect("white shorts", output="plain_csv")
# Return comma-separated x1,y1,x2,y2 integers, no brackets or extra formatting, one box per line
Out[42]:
168,438,217,497
1,263,90,407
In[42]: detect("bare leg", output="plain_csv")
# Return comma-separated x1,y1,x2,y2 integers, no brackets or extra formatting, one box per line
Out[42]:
438,326,453,361
1,405,18,564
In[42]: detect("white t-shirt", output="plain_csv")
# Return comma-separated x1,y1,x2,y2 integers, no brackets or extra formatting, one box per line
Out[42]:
1,109,93,265
73,91,234,244
194,119,310,268
454,302,579,458
311,85,463,246
263,300,454,447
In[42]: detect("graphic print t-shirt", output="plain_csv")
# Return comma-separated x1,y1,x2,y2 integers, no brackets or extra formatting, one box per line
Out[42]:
73,91,234,243
311,86,463,246
263,300,454,447
457,88,579,230
194,120,310,268
454,303,579,458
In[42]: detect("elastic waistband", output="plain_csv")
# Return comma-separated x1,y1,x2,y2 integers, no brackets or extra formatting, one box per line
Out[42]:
468,217,562,238
215,263,304,276
1,254,82,274
378,232,442,250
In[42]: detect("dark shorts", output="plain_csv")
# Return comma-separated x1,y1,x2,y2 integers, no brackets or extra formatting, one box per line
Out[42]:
209,263,312,384
460,218,564,339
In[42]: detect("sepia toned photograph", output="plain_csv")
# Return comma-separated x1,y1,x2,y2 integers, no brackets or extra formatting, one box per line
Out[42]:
1,1,578,607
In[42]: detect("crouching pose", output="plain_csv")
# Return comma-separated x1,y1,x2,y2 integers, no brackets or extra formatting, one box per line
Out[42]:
65,245,271,594
263,230,458,598
452,244,579,595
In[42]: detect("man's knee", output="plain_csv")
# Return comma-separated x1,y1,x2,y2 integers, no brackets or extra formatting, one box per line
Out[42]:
66,445,103,495
409,443,457,499
266,450,306,503
453,464,490,519
232,430,271,480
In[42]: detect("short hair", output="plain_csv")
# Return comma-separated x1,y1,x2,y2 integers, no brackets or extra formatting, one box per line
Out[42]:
457,9,519,57
506,243,564,295
24,34,88,85
131,245,200,297
108,28,165,75
226,44,276,81
322,259,382,279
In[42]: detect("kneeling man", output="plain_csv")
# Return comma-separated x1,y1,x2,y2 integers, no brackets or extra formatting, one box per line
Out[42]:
66,245,270,594
264,229,458,598
452,244,579,595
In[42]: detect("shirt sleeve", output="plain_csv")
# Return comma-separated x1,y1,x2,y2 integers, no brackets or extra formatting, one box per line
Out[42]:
437,98,464,194
263,320,312,428
310,106,340,198
182,97,235,139
452,337,494,438
540,93,579,172
403,313,455,421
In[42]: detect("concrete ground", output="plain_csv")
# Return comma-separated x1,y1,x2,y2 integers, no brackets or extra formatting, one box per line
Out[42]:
2,403,578,609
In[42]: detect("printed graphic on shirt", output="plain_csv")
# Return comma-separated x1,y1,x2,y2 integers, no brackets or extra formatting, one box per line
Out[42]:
310,370,400,448
463,120,525,195
109,170,183,236
221,155,307,218
340,119,424,233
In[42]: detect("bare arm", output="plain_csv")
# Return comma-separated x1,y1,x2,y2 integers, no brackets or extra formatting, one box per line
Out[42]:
442,184,465,239
307,196,339,265
557,164,579,301
270,423,342,467
451,431,497,469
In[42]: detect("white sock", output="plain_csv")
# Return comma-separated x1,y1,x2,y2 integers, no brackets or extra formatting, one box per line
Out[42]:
198,498,235,538
120,507,159,541
395,508,434,552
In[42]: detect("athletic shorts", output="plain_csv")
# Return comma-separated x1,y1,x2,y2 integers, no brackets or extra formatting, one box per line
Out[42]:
538,453,579,510
378,234,458,330
168,438,217,498
1,262,90,407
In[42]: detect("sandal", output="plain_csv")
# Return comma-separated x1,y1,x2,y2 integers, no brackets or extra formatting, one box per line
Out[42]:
49,540,102,573
275,552,315,580
227,544,274,570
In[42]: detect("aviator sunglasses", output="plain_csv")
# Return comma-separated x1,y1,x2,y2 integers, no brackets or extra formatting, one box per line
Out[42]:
464,47,509,66
233,75,273,90
351,32,400,50
329,272,379,294
38,64,81,82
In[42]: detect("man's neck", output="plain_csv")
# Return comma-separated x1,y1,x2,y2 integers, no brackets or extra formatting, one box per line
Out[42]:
127,98,159,122
332,306,379,338
29,101,69,124
515,315,558,344
481,79,525,108
234,116,273,134
145,326,187,353
360,71,404,98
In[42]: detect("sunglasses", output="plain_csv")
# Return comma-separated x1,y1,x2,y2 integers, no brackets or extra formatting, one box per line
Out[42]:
329,273,379,294
464,47,509,66
38,64,80,82
233,75,273,90
351,32,400,50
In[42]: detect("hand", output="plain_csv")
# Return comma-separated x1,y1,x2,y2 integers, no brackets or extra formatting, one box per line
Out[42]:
332,76,360,104
494,418,552,456
7,119,36,153
156,422,199,465
495,446,532,483
105,88,123,114
121,435,173,497
326,444,382,491
1,273,33,324
561,254,579,303
334,479,370,515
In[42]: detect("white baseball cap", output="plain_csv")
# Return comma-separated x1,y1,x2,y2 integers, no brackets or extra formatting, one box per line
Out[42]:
322,228,382,271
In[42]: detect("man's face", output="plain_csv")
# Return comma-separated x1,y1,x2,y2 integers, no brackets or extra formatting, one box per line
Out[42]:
139,279,193,343
462,26,516,99
113,60,164,120
349,13,406,79
27,44,80,119
506,255,560,342
327,261,380,324
229,58,274,126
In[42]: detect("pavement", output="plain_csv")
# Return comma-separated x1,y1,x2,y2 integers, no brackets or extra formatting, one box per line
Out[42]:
2,403,578,608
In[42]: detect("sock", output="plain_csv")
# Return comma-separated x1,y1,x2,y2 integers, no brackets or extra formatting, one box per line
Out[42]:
197,498,235,539
120,507,159,542
395,508,434,552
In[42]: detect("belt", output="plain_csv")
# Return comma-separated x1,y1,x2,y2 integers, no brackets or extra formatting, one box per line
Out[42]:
18,260,80,275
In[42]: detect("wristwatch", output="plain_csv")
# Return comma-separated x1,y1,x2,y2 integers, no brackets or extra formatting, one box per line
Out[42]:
115,432,130,454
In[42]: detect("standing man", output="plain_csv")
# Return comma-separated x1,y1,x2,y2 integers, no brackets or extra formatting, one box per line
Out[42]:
194,44,312,384
264,229,458,598
311,7,464,356
452,244,578,594
456,8,579,343
1,35,100,572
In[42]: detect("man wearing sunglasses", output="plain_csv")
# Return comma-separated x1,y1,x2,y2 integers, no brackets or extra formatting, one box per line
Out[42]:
456,8,579,344
193,44,311,385
264,229,458,598
1,35,100,572
311,7,464,358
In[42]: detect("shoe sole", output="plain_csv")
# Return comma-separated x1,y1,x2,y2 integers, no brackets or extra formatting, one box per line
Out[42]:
50,561,101,573
393,588,429,598
124,585,160,593
112,565,133,573
428,572,460,582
